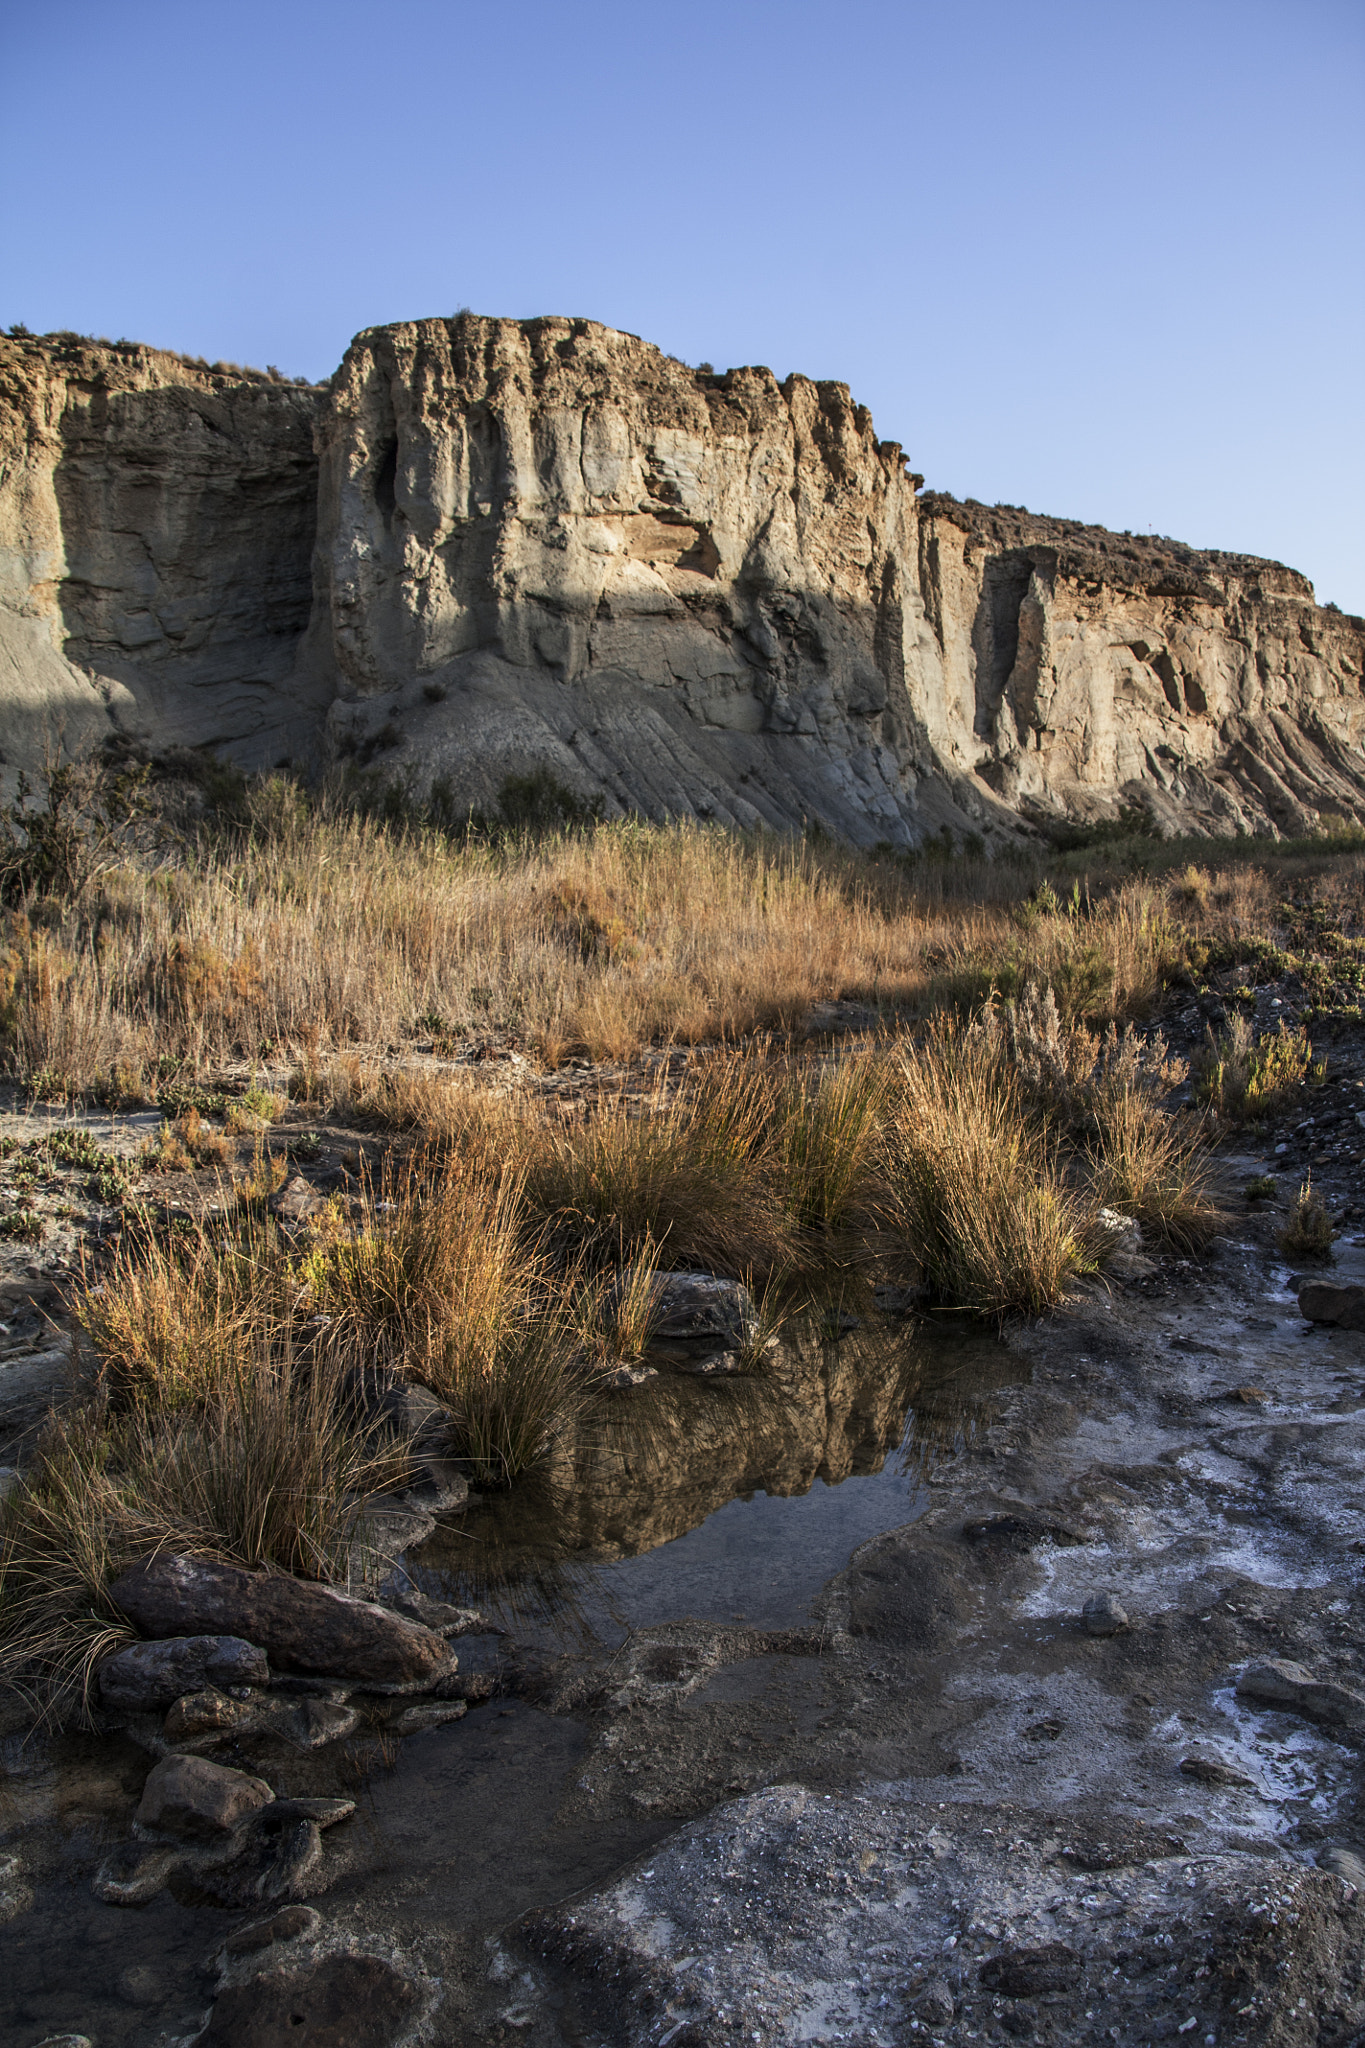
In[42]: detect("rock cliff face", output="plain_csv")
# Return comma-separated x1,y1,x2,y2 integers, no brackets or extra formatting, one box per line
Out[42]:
4,316,1362,841
0,332,321,787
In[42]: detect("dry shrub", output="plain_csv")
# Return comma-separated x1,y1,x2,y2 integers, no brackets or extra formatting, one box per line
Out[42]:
974,983,1187,1131
74,1216,282,1410
1278,1178,1335,1262
775,1050,890,1233
140,1105,232,1173
881,1033,1098,1318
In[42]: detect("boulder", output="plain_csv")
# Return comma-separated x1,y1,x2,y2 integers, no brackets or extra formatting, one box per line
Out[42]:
198,1952,424,2047
109,1554,454,1689
224,1904,322,1957
1299,1282,1365,1330
99,1634,268,1710
136,1755,273,1840
636,1271,757,1346
271,1176,326,1224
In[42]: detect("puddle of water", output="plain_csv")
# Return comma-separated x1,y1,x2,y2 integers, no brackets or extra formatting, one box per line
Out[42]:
0,1314,1019,2041
411,1314,1020,1649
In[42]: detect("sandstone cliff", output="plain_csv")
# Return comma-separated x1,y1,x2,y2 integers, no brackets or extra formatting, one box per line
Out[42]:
0,332,321,787
3,316,1362,841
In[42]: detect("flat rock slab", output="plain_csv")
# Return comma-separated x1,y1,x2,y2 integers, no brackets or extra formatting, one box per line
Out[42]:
1300,1281,1365,1329
199,1952,425,2047
109,1554,453,1689
101,1634,268,1709
530,1786,1365,2045
137,1755,273,1840
1236,1657,1365,1738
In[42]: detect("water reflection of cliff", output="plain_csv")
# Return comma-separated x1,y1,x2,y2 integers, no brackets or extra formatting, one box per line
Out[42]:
415,1317,1018,1627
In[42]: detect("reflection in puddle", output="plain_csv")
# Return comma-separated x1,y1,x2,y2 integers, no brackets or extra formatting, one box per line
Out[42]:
411,1315,1021,1647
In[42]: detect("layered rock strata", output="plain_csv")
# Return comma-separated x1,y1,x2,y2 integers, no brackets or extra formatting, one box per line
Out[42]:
3,318,1362,841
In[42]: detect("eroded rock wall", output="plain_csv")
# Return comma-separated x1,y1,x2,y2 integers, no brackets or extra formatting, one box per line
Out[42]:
313,315,1365,842
2,315,1362,841
0,333,323,788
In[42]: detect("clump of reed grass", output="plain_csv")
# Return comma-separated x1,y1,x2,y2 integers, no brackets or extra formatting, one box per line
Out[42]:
1277,1177,1335,1262
302,1153,583,1482
527,1057,792,1281
880,1033,1098,1318
1087,1079,1221,1253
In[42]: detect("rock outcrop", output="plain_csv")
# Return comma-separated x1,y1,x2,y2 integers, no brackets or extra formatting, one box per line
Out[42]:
4,317,1362,841
0,332,322,787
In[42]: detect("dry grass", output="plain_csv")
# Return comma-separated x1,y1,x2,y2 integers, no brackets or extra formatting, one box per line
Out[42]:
0,1354,405,1716
8,782,1347,1100
1088,1080,1221,1253
881,1032,1100,1319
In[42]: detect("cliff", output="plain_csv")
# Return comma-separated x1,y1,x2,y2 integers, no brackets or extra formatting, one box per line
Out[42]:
3,316,1362,842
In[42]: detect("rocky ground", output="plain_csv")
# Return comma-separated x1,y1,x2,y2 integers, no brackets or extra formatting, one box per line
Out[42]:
1,1033,1364,2047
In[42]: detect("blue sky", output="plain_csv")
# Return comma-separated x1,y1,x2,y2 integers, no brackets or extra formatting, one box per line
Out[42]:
5,0,1362,609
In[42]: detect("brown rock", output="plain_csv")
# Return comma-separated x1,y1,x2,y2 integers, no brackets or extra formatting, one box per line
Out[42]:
136,1755,273,1839
198,1952,423,2047
164,1687,256,1741
99,1633,268,1709
108,1554,453,1689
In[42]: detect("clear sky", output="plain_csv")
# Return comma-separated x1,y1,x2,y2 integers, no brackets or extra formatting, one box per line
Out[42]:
4,0,1362,610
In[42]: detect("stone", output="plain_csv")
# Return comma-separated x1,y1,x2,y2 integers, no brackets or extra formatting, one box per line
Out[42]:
0,1850,32,1924
136,1755,274,1839
1236,1658,1365,1736
32,2038,93,2048
271,1175,326,1224
198,1952,424,2047
671,1349,745,1376
224,1905,323,1956
403,1454,468,1512
980,1942,1081,1996
1106,1251,1158,1281
642,1271,758,1346
601,1363,659,1391
1321,1847,1365,1888
0,1465,20,1503
258,1799,354,1832
1082,1592,1129,1636
390,1700,467,1736
99,1633,269,1709
914,1977,956,2024
1097,1207,1143,1255
164,1687,257,1741
384,1588,491,1636
280,1699,361,1750
1299,1281,1365,1331
109,1554,454,1689
1180,1753,1256,1788
91,1841,182,1906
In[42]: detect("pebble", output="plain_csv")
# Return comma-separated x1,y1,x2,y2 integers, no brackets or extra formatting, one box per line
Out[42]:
1082,1592,1129,1636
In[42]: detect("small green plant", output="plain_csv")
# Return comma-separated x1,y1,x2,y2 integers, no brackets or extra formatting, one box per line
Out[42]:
1277,1178,1334,1262
227,1084,283,1130
1244,1175,1277,1202
0,1205,46,1243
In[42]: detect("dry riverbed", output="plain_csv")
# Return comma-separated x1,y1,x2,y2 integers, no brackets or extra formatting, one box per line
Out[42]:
1,1073,1364,2047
